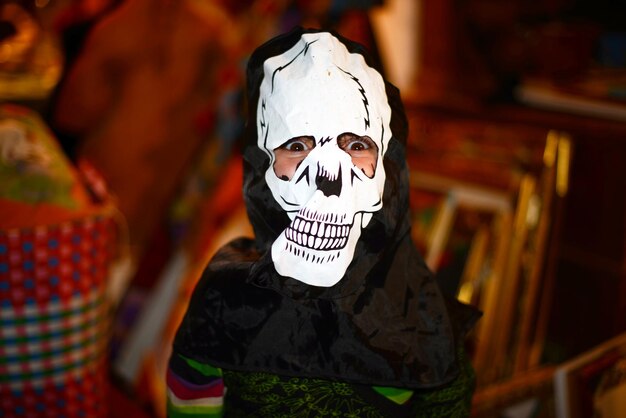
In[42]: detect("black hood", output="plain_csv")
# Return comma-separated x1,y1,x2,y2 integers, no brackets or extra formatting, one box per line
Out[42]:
172,27,480,389
242,27,414,299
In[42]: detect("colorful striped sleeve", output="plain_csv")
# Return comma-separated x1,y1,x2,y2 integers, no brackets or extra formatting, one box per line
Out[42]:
166,353,225,417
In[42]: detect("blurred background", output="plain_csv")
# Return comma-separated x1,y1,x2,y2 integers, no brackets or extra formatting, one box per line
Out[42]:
1,0,625,417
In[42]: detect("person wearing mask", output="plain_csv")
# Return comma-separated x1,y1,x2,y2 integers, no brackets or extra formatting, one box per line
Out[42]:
167,27,480,417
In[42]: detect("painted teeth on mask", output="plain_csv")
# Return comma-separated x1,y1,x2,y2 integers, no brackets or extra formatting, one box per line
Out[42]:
285,242,342,264
285,213,351,251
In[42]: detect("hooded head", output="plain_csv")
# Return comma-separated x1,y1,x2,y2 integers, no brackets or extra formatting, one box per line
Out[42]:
244,28,410,289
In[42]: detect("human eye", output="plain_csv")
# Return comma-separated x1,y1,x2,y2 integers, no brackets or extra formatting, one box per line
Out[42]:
278,136,316,153
272,136,316,181
347,138,372,151
338,133,376,153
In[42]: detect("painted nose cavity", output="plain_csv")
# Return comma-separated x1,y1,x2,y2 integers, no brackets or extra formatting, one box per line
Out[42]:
315,163,342,196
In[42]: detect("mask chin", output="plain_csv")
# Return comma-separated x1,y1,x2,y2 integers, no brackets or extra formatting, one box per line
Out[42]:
271,211,367,287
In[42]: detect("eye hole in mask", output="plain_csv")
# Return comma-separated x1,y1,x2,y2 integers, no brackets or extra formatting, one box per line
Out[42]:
273,136,316,180
272,133,378,181
337,133,378,178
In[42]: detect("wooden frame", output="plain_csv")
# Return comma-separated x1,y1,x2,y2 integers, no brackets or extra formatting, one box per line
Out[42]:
409,170,517,381
554,333,626,418
409,129,571,385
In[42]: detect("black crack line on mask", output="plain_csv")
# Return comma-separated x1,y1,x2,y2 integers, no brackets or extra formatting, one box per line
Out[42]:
284,212,352,254
295,165,309,185
318,136,333,146
260,99,267,132
270,39,318,93
260,99,272,160
280,196,299,207
350,164,376,184
336,66,370,130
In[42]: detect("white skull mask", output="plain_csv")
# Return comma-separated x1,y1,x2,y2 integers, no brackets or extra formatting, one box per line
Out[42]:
257,33,392,287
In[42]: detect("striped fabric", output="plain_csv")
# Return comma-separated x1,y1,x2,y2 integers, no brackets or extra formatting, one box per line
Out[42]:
0,217,115,418
166,352,419,417
167,354,225,417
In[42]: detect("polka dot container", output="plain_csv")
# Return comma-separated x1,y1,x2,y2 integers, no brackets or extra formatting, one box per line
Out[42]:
0,216,117,418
